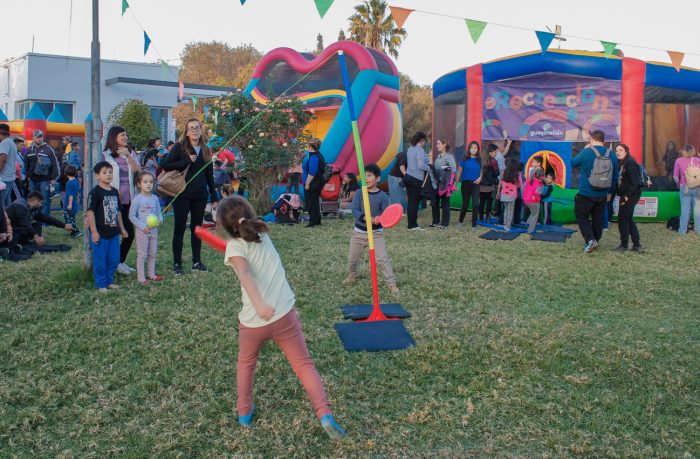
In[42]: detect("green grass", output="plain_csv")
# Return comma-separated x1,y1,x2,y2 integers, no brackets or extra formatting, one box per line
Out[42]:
1,210,699,457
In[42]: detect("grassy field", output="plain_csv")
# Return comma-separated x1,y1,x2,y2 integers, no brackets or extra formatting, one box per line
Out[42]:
1,209,699,457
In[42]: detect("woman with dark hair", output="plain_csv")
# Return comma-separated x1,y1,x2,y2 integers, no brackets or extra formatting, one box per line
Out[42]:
302,139,325,227
660,140,679,177
479,144,500,221
454,141,482,228
339,172,359,210
430,139,456,227
103,125,141,275
404,131,429,230
160,118,218,275
614,144,644,252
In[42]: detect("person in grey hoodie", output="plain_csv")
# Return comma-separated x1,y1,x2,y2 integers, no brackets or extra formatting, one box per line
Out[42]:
404,131,429,230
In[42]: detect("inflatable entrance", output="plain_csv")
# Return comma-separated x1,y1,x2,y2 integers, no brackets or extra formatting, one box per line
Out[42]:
434,49,700,222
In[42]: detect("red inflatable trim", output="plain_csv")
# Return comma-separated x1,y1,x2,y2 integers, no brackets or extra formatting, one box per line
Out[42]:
466,65,484,145
621,58,646,162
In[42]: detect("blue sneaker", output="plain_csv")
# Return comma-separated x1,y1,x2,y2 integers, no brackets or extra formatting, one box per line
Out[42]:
320,414,346,440
583,239,599,254
238,405,255,426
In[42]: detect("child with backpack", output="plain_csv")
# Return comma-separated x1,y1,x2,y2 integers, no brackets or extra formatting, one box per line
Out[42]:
86,161,129,292
217,195,346,439
496,159,522,231
62,165,83,238
523,167,545,233
540,172,555,225
129,171,164,284
343,163,399,294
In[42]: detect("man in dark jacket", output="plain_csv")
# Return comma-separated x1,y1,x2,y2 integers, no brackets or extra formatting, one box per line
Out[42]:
24,130,60,216
5,192,74,245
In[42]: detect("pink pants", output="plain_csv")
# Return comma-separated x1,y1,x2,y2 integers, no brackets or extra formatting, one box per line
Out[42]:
135,228,158,282
237,309,331,419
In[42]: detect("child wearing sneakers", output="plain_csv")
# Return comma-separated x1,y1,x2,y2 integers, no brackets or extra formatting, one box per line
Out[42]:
496,158,522,231
523,167,545,233
62,165,83,238
86,161,129,292
128,171,164,285
218,195,346,439
344,163,399,294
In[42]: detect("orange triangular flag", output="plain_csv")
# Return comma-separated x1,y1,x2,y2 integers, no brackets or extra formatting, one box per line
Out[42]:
389,6,413,28
667,51,684,71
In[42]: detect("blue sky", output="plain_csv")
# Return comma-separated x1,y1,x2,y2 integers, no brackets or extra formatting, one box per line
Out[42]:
4,0,700,86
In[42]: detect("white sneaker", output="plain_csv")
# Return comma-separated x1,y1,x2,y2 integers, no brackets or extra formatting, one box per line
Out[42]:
116,263,133,275
124,263,136,273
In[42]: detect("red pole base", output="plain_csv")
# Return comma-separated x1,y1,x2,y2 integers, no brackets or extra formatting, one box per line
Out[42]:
358,248,389,322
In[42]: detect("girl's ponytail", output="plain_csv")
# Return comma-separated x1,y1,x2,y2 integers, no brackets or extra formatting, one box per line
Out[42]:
217,196,269,243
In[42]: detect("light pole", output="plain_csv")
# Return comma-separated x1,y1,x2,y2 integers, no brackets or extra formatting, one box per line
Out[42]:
84,0,102,268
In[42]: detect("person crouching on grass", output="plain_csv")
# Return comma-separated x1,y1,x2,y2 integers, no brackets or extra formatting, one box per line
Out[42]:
217,195,346,439
343,163,399,294
87,161,129,292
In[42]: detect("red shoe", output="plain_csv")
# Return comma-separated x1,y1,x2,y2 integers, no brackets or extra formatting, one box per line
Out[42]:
149,275,164,281
140,279,152,285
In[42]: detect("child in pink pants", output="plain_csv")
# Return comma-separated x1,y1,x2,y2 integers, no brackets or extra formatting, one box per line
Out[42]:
128,172,164,284
218,195,346,440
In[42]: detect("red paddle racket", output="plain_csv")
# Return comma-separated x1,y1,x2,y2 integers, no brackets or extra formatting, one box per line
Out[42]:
194,226,227,253
374,203,403,229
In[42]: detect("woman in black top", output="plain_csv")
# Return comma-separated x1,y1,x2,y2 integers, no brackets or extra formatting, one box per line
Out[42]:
161,118,218,274
613,143,644,253
339,172,359,209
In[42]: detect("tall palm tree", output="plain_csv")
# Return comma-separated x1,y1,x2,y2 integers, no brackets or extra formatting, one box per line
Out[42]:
348,0,407,59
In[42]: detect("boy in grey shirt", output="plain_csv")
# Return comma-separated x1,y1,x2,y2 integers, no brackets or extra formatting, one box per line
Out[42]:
343,163,398,294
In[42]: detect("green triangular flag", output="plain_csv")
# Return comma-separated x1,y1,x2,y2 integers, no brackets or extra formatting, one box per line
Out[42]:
160,60,169,80
214,109,219,126
192,96,198,113
121,0,129,16
601,41,617,58
314,0,334,18
465,19,487,44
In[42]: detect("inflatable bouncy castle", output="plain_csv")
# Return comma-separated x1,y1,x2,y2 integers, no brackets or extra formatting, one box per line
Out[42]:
244,41,402,179
2,103,85,144
434,49,700,222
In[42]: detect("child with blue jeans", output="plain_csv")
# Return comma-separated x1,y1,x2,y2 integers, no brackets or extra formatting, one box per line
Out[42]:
62,165,82,238
87,161,128,292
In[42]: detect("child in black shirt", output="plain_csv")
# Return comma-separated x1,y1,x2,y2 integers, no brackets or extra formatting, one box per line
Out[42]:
87,161,128,292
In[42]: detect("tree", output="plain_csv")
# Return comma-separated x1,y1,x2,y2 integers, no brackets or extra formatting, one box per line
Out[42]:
213,94,312,213
175,42,263,133
347,0,407,59
338,29,346,41
315,34,324,54
106,99,160,150
400,73,432,146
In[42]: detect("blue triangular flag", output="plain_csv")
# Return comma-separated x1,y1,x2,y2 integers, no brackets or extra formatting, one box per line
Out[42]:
144,32,151,56
536,31,555,53
203,105,210,119
0,107,8,121
240,0,246,4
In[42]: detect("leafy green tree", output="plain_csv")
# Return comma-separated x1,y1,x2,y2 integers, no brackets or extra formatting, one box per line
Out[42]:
315,33,324,54
338,29,347,41
213,94,312,213
400,73,433,146
348,0,406,59
106,99,160,149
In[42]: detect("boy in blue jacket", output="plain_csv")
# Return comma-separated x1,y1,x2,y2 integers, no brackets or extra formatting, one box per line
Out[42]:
571,130,619,253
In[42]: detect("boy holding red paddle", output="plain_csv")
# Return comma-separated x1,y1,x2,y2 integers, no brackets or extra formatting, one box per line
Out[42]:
344,163,399,294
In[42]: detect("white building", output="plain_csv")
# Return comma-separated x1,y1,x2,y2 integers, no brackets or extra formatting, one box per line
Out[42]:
0,53,235,142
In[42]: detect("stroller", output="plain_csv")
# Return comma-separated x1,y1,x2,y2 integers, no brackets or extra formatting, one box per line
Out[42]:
320,166,344,218
272,193,303,224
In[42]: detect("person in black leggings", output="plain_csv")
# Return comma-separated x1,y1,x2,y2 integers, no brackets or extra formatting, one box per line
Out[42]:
160,118,218,275
455,141,482,228
303,139,325,227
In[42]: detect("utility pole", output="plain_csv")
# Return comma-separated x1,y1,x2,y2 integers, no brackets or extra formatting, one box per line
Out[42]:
84,0,102,268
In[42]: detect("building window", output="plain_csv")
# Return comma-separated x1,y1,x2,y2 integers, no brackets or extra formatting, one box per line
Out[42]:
15,100,74,123
150,107,168,140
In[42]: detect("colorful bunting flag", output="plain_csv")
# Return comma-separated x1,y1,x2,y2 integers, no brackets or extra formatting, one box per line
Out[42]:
121,0,129,16
214,109,219,126
465,19,487,44
667,51,684,72
535,31,555,53
160,60,169,80
388,6,414,29
314,0,334,18
143,32,151,56
240,0,246,4
192,96,198,113
203,105,210,119
178,81,184,101
601,41,617,58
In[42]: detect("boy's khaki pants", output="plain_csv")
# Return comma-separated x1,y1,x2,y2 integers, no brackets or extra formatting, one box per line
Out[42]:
347,231,396,286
